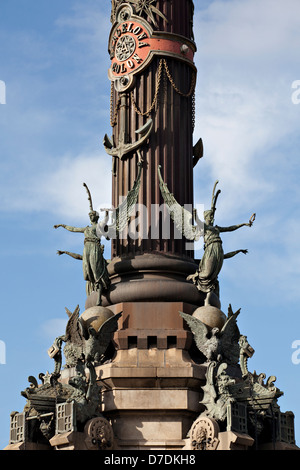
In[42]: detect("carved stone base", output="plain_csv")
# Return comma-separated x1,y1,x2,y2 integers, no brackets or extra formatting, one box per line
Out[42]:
217,431,254,450
50,431,88,450
97,350,206,449
49,417,114,451
81,301,207,449
4,442,51,451
187,415,254,450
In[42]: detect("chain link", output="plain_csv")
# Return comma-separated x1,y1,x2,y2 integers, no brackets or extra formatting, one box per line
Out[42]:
110,81,121,127
130,58,164,117
192,90,196,133
162,58,196,98
110,58,196,125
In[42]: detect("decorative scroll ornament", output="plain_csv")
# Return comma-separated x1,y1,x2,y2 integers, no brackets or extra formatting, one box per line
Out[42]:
108,4,195,92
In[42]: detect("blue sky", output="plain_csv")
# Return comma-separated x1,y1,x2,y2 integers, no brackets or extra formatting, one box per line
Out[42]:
1,0,300,449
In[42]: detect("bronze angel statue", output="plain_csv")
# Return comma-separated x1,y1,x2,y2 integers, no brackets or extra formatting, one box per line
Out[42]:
54,160,143,305
158,167,255,305
180,305,242,365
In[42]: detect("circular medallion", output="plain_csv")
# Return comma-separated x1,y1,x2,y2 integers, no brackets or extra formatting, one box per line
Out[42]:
115,35,136,62
108,4,196,91
190,416,220,451
84,417,114,450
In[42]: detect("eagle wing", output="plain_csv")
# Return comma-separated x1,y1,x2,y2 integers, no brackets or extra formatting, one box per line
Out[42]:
65,305,83,346
97,312,122,355
180,312,209,356
220,306,241,364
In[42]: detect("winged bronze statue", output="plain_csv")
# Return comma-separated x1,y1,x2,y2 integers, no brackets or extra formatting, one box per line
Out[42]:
48,306,122,374
158,169,255,304
180,305,242,365
80,312,122,365
55,159,143,305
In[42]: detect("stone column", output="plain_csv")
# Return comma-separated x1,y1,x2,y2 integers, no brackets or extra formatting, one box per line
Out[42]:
99,0,204,307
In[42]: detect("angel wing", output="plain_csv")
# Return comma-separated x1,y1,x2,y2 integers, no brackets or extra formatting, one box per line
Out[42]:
158,166,204,241
180,311,209,356
219,305,241,364
97,161,143,240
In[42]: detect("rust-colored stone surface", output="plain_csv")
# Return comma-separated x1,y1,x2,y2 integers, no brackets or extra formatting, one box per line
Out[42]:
108,301,195,350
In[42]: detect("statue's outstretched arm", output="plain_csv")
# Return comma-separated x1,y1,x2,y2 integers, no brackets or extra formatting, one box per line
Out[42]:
224,249,248,259
217,214,255,233
218,222,249,233
57,250,83,260
54,224,85,233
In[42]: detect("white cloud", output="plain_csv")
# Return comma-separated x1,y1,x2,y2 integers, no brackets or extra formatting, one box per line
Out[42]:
28,152,113,220
0,1,113,220
197,0,300,63
40,318,68,341
193,0,300,220
190,0,300,309
54,0,111,76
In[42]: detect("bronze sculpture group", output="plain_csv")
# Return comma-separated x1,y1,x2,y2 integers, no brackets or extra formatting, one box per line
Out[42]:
54,173,255,309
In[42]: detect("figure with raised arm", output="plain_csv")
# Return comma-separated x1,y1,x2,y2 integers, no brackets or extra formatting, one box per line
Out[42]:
54,160,144,305
187,181,255,305
158,168,255,305
54,184,110,306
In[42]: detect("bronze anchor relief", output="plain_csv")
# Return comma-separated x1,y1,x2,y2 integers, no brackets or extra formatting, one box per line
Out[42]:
103,92,153,176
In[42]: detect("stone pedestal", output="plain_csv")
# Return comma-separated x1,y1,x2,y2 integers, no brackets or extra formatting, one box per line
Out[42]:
60,301,207,450
217,431,254,451
4,442,51,451
50,432,88,451
96,352,206,450
109,301,196,350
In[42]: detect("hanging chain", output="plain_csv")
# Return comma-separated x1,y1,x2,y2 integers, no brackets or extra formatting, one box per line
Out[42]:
192,90,196,132
111,58,196,124
162,58,196,98
130,58,164,117
110,81,121,127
